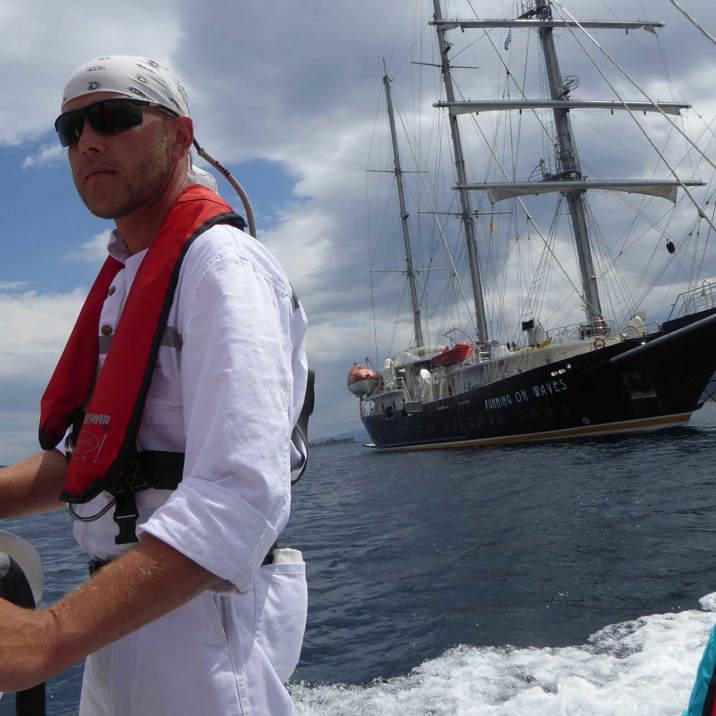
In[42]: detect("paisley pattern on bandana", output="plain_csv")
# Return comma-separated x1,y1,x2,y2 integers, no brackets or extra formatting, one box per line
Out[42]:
61,55,190,116
60,55,218,191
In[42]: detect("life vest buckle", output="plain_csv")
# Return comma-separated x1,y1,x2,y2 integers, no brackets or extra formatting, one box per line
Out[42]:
112,490,140,545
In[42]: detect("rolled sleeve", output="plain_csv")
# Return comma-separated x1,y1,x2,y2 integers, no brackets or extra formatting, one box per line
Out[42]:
139,478,279,592
137,227,298,591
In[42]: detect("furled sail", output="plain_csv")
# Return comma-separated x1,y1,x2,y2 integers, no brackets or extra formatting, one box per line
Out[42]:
456,180,705,204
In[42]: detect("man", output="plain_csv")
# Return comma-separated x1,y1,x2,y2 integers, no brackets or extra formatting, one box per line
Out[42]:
0,56,308,715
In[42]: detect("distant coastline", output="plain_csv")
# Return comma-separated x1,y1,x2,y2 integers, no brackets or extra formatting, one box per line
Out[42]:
309,437,356,448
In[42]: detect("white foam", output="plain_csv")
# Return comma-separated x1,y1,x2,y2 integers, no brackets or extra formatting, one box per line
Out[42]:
292,593,716,715
699,593,716,612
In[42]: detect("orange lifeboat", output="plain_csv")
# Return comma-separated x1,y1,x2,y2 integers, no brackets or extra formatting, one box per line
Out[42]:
347,364,380,397
431,342,473,368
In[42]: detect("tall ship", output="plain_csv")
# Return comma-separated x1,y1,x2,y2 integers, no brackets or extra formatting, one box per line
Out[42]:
348,0,716,450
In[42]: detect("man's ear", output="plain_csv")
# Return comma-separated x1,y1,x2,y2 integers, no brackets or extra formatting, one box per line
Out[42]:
172,116,194,160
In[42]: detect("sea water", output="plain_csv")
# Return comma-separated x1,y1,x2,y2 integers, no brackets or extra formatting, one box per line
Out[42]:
2,401,716,714
291,596,716,714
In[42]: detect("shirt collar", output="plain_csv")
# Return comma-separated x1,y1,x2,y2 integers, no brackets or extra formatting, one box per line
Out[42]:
107,229,148,267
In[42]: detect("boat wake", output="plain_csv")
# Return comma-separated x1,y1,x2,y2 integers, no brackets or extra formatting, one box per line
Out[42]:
292,593,716,715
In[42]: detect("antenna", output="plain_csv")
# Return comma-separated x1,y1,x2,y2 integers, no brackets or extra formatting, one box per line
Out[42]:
193,140,257,238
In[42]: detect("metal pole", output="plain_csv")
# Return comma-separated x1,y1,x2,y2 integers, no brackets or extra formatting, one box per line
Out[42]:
535,0,603,324
432,0,489,344
383,69,424,348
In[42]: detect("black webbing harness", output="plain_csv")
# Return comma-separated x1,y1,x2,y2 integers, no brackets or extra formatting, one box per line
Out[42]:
68,367,315,545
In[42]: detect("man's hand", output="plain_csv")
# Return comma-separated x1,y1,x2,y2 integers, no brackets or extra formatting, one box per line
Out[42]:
0,450,221,692
0,599,56,692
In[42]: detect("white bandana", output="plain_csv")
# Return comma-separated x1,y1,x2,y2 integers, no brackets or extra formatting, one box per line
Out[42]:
61,55,189,115
62,55,220,191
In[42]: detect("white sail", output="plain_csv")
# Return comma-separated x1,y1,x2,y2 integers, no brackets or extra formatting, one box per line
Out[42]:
458,180,705,204
436,100,689,116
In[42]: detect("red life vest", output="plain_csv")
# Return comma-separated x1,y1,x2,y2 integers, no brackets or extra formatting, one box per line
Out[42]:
39,185,244,507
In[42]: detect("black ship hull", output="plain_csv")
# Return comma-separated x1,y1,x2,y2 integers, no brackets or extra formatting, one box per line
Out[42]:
362,309,716,450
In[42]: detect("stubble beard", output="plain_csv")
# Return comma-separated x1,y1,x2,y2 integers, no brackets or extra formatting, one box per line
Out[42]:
78,131,174,220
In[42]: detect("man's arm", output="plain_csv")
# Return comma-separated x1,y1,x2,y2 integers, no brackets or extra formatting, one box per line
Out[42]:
0,230,307,690
137,232,297,592
0,450,67,519
0,532,217,692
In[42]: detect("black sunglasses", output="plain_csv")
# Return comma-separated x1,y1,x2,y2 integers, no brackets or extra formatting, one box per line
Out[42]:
54,98,178,148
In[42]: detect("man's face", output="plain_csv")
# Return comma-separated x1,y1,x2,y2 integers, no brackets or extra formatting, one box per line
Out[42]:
63,92,176,219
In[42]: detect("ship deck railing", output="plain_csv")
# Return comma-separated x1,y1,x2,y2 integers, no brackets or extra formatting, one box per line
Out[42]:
667,280,716,321
546,319,615,345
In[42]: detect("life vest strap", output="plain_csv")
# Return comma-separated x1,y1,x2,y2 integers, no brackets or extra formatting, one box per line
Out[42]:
112,490,140,545
110,451,185,544
133,451,185,490
63,449,185,544
291,369,315,486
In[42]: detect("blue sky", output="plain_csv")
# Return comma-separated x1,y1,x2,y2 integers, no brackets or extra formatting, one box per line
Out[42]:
0,0,715,462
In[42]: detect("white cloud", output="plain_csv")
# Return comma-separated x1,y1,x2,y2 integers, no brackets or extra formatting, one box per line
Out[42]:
62,230,112,264
22,143,65,170
0,0,715,441
0,1,182,145
0,289,83,376
0,288,85,462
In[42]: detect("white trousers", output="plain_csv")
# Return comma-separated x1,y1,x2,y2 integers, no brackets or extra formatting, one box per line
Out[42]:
78,560,307,716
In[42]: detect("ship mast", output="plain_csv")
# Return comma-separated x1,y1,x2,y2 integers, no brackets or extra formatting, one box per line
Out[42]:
383,70,424,348
534,0,602,324
430,3,702,332
432,0,489,345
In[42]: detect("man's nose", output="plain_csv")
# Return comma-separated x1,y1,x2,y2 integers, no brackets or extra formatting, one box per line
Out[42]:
76,118,106,154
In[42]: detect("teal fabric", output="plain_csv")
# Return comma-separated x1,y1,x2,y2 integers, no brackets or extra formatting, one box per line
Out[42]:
684,624,716,716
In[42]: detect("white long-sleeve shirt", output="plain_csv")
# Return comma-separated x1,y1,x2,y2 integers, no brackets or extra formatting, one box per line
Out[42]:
70,222,308,594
